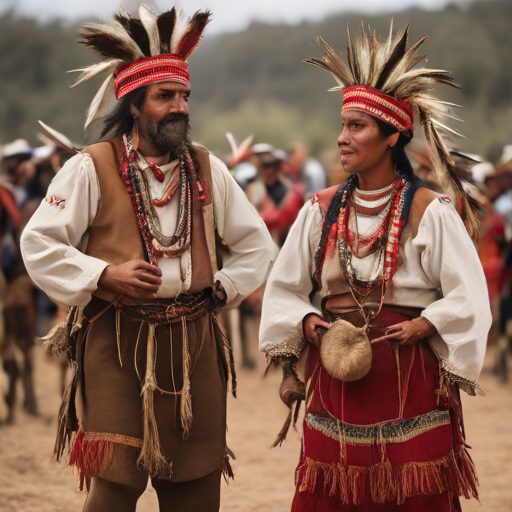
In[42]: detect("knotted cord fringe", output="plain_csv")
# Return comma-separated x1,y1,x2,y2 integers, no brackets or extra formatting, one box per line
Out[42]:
212,313,237,398
137,323,172,478
180,317,193,439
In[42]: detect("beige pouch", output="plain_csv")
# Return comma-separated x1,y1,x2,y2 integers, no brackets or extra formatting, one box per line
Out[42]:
320,318,372,381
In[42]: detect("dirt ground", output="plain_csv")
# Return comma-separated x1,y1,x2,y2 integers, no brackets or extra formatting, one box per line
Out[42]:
0,343,511,512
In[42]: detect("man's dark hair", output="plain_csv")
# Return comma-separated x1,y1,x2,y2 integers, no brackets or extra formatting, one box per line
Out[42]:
101,86,147,139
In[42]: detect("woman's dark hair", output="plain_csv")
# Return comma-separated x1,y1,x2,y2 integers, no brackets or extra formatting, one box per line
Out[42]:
374,117,420,183
101,86,147,139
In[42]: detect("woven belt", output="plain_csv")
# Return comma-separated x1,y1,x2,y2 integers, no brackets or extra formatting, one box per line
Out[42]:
115,290,214,324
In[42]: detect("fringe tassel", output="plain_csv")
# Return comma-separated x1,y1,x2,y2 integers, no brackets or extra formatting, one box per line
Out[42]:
53,362,78,462
180,317,193,439
137,323,172,478
221,452,235,484
69,431,114,491
40,306,80,356
213,314,237,398
271,393,303,448
115,309,123,367
296,449,479,505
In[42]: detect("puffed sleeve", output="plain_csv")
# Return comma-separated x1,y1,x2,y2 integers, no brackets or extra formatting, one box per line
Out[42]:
20,152,108,306
259,200,323,359
209,154,276,305
413,198,492,395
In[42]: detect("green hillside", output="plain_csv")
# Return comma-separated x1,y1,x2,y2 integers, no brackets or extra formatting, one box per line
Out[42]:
0,0,510,161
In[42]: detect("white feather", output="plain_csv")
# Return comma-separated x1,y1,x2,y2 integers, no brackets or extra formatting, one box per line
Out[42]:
170,10,190,54
68,59,122,88
226,132,237,155
139,4,160,56
38,121,77,154
84,74,116,129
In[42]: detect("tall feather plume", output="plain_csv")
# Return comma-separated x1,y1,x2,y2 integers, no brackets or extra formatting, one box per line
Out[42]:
139,4,160,56
346,24,361,83
170,10,189,54
304,20,481,241
157,8,177,54
303,37,353,89
79,22,144,62
114,9,151,57
175,10,211,59
374,23,409,90
73,6,211,143
381,35,428,92
358,23,371,84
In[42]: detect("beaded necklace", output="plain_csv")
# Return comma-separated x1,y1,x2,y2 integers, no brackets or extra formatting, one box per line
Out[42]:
119,134,210,266
332,179,409,326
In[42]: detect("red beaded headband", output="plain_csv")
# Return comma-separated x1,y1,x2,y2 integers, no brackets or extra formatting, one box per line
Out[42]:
115,54,190,100
342,85,413,132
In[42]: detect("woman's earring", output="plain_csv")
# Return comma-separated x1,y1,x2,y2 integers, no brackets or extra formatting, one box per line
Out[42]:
132,117,139,151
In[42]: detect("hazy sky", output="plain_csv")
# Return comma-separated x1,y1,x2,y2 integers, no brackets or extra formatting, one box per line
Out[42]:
0,0,473,34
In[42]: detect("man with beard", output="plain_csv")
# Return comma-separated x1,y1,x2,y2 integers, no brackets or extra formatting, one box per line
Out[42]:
21,6,274,512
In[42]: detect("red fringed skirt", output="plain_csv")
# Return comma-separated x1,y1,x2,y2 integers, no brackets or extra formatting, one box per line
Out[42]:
292,307,478,511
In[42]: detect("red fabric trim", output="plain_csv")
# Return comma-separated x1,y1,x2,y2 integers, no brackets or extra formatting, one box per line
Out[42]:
342,85,413,132
115,54,190,99
69,430,143,490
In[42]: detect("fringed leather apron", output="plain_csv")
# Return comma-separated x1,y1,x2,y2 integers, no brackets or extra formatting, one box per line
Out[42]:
52,139,235,490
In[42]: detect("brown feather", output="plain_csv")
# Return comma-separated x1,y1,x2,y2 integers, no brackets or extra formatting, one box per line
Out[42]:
115,13,151,57
157,8,176,54
346,24,360,83
375,23,410,90
79,24,139,61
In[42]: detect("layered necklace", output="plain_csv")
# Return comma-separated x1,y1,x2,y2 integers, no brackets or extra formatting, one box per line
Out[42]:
119,134,210,266
332,178,410,326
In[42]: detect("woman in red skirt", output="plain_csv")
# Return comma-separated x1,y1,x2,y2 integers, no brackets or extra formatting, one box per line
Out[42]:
260,22,491,511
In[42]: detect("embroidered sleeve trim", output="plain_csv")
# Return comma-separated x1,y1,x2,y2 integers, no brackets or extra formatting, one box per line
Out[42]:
262,325,306,360
441,359,484,396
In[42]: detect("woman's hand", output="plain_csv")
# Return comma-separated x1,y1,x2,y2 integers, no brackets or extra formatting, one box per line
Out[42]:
303,314,331,346
372,317,437,345
279,374,303,407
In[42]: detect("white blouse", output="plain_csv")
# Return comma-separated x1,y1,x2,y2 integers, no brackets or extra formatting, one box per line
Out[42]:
21,151,275,307
259,196,492,394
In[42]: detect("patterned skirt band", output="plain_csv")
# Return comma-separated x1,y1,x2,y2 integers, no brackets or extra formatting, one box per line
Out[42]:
115,289,216,324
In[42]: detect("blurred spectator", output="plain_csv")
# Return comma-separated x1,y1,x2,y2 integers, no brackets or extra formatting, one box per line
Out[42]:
287,142,327,199
247,144,303,247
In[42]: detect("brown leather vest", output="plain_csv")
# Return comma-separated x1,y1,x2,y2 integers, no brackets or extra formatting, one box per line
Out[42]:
84,140,218,294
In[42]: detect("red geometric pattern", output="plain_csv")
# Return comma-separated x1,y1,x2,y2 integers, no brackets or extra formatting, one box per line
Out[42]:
342,85,414,132
115,54,190,99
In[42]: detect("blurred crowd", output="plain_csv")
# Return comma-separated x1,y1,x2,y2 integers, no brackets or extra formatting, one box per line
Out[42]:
1,128,512,424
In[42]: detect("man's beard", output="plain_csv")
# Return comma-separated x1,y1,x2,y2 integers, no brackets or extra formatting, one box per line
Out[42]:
141,112,191,158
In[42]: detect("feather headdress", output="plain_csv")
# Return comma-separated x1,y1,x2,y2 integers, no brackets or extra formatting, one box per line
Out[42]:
304,22,480,241
69,5,210,140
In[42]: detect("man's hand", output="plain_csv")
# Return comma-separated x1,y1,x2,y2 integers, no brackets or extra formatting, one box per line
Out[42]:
303,314,331,346
98,260,162,299
372,317,437,345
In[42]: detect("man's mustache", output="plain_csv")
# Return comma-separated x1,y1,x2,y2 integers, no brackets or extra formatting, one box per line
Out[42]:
158,113,190,126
